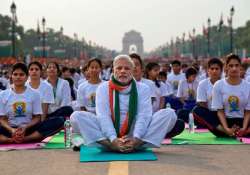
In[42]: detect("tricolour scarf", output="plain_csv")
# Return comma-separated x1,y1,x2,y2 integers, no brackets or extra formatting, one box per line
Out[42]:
108,75,138,137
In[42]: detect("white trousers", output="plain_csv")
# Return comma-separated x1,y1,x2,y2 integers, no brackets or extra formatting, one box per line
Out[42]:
70,108,177,147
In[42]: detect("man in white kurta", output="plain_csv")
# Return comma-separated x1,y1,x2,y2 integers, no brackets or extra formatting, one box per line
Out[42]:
70,55,177,152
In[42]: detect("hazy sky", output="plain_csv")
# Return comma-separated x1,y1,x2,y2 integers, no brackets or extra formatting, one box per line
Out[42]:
1,0,250,52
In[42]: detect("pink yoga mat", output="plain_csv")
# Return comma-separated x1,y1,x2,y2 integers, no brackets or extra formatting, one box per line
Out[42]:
195,129,209,133
237,137,250,144
0,143,43,151
161,139,171,145
0,136,52,151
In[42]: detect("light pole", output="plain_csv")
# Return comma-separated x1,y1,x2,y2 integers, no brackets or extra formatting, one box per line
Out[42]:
10,2,16,58
73,33,78,58
192,28,196,59
42,17,46,58
207,18,211,57
229,6,235,53
182,33,185,56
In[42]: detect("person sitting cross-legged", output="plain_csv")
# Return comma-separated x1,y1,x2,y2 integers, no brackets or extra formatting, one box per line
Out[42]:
70,55,178,153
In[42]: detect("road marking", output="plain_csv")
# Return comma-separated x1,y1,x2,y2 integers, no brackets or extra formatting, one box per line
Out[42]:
108,161,129,175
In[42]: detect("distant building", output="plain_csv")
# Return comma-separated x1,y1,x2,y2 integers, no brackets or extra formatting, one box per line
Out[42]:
122,30,144,57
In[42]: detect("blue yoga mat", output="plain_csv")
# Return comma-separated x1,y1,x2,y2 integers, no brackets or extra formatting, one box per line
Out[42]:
80,146,158,162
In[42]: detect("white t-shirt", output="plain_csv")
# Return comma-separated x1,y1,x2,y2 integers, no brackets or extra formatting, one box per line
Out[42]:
151,81,169,113
196,78,214,110
26,80,54,104
212,79,250,118
77,81,102,113
177,79,199,101
0,77,10,89
137,78,157,98
167,72,185,96
45,78,71,113
0,87,42,127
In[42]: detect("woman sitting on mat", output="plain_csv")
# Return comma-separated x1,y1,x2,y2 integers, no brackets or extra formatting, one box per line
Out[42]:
196,54,250,137
0,63,64,144
193,58,223,128
45,62,73,119
27,61,54,121
77,58,103,113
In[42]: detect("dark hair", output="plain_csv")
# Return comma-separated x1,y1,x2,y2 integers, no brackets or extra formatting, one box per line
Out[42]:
225,54,241,65
87,58,102,69
64,77,76,101
181,63,188,68
208,58,223,70
28,61,43,71
70,68,76,74
159,71,167,78
241,62,248,70
129,53,143,68
185,67,197,79
47,62,61,76
171,60,181,66
12,62,28,76
62,66,70,73
145,62,161,87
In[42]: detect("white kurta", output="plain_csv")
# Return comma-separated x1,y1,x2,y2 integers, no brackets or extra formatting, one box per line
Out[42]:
70,81,177,147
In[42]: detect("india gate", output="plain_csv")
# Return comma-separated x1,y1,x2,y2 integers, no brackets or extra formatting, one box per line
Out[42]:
122,30,144,56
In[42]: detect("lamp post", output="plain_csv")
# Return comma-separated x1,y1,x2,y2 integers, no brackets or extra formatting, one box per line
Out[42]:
229,6,235,53
42,17,46,58
192,28,196,59
207,18,211,57
10,2,16,58
182,33,185,56
73,33,78,58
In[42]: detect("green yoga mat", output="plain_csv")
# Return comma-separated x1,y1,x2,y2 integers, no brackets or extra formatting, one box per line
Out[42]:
44,131,65,149
80,146,157,162
171,130,243,145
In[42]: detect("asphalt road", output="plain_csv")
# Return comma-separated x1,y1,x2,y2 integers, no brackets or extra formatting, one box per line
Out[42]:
1,145,250,175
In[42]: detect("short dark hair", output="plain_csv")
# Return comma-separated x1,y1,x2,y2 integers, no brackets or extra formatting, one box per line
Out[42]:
171,60,181,66
62,66,70,73
87,58,102,69
28,61,43,71
208,58,223,70
159,71,167,78
225,54,241,65
129,53,143,68
12,62,28,76
185,67,197,79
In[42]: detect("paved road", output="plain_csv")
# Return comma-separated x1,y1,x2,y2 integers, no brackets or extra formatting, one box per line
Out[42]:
1,145,250,175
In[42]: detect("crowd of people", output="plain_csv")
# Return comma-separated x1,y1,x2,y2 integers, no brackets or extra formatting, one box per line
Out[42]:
0,53,250,153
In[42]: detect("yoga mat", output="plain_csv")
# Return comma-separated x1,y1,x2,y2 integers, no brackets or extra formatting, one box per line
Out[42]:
80,146,157,162
43,131,66,149
0,137,51,151
238,137,250,144
171,130,243,145
0,143,43,151
161,139,171,145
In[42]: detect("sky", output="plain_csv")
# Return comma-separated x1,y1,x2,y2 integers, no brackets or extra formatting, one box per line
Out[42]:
1,0,250,52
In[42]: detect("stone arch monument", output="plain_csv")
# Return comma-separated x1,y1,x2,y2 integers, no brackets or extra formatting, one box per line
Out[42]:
122,30,144,56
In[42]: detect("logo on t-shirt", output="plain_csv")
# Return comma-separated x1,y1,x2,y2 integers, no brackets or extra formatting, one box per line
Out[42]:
88,93,96,107
173,81,179,90
187,89,195,100
13,102,26,117
228,96,240,112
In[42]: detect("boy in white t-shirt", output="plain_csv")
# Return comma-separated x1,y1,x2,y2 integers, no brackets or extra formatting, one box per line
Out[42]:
166,60,185,110
176,67,198,123
192,58,223,129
